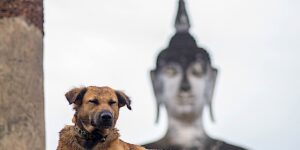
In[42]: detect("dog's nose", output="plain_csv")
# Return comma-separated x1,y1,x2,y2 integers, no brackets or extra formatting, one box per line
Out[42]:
95,111,113,128
100,111,112,121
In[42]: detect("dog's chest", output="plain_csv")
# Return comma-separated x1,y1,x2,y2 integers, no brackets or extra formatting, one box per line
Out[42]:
91,139,124,150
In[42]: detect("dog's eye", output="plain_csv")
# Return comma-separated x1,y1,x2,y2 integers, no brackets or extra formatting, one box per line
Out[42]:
108,100,116,106
88,99,98,104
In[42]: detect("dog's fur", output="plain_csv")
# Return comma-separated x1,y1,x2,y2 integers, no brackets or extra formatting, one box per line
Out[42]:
57,86,145,150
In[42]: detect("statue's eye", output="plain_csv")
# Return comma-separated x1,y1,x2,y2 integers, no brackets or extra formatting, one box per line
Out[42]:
164,66,178,77
88,99,98,104
191,63,203,77
108,100,116,106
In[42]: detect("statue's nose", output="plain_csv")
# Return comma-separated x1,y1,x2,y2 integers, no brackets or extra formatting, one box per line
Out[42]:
180,75,191,91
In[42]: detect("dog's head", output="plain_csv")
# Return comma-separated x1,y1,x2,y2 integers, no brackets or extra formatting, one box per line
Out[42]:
65,86,131,132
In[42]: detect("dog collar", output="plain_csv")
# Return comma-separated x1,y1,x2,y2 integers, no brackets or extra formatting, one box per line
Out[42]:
74,126,106,143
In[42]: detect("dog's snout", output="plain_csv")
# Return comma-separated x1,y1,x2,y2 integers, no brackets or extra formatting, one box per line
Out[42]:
101,112,112,121
93,110,114,129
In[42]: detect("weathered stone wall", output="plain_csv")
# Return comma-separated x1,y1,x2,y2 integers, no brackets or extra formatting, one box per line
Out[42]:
0,0,44,149
0,0,44,33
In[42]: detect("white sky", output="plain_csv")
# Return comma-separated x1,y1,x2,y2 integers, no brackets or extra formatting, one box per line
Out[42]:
44,0,300,150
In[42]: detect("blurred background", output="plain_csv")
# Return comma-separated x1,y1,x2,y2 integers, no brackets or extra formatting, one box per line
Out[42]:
44,0,300,150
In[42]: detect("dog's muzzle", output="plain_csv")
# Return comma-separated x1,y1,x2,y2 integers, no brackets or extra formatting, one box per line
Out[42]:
93,110,113,129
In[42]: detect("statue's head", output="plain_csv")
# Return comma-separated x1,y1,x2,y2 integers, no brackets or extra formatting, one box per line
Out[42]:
151,0,217,123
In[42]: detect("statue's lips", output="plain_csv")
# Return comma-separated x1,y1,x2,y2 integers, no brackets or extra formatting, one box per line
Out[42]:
176,96,195,105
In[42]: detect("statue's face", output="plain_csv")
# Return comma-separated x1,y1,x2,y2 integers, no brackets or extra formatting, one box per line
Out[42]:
154,57,214,121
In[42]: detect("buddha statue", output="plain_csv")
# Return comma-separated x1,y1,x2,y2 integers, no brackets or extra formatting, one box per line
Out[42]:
144,1,246,149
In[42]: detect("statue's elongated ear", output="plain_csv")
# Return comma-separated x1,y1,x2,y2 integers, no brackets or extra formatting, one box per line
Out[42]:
151,70,162,124
65,87,87,105
206,68,218,122
115,90,132,110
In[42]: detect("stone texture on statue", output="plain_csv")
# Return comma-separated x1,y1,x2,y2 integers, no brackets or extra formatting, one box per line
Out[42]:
175,0,190,33
143,0,246,149
145,33,246,150
0,0,45,149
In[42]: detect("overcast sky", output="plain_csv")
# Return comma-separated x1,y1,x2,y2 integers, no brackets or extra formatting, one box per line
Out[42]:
44,0,300,150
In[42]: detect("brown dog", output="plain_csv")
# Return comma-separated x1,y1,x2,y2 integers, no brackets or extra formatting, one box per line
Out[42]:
57,86,146,150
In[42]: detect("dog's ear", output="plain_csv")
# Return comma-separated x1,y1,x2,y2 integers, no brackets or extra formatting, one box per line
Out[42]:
115,90,132,110
65,87,87,105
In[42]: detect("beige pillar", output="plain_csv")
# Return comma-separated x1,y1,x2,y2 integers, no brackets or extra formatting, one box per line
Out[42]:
0,0,45,149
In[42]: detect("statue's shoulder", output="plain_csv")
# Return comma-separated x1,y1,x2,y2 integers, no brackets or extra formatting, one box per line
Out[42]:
210,139,247,150
143,136,247,150
142,137,171,149
143,143,180,150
